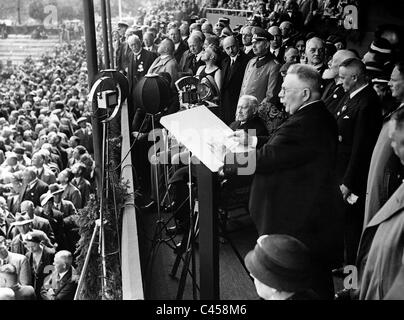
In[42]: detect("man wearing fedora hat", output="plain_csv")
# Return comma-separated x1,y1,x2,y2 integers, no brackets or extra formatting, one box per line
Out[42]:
48,183,76,219
24,230,55,299
245,234,319,300
9,213,53,256
239,28,282,106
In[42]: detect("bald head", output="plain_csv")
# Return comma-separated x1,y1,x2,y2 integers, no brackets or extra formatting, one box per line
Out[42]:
158,38,175,56
323,49,357,80
306,37,325,67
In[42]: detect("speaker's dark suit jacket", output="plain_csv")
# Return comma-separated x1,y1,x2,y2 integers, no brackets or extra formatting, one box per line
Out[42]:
226,100,344,269
220,51,251,125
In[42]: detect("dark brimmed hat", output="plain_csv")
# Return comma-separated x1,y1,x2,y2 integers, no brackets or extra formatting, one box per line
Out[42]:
218,17,230,26
13,146,25,155
245,234,313,292
49,183,65,195
25,231,44,243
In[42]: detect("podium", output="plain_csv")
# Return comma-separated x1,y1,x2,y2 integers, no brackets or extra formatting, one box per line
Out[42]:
197,163,220,299
160,105,243,299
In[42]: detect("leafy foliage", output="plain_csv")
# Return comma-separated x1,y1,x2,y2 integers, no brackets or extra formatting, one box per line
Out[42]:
75,133,128,300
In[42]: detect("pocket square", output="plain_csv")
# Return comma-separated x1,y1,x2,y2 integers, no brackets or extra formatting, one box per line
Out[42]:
343,115,350,119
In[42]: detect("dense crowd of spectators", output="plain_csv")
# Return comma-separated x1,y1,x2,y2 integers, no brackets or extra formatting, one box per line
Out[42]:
0,40,95,300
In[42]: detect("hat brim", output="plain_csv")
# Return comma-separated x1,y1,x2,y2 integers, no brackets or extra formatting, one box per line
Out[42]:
40,193,54,206
244,249,311,293
51,189,64,195
11,219,33,226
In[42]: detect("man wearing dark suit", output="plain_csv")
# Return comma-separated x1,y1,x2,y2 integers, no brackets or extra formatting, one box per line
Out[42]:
268,26,285,63
40,250,77,300
19,167,49,208
31,150,56,186
220,35,251,125
24,231,55,299
322,50,356,114
127,34,158,123
50,183,78,217
179,33,205,77
225,64,343,299
333,58,383,265
0,264,36,300
305,37,327,77
168,27,188,63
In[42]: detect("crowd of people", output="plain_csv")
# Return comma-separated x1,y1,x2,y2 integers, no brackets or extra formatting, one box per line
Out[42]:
0,40,95,300
111,0,404,300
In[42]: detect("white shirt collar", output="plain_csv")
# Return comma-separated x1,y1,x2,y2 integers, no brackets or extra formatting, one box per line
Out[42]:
350,84,368,99
174,42,180,50
58,270,69,279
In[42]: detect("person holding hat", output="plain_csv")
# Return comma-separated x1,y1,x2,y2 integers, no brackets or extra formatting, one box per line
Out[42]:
24,230,55,299
0,235,31,286
245,234,319,300
239,28,282,106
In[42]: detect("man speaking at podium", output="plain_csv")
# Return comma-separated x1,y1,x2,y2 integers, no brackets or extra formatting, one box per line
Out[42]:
224,64,343,299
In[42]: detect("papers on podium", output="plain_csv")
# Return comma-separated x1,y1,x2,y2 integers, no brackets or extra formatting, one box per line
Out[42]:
160,106,252,172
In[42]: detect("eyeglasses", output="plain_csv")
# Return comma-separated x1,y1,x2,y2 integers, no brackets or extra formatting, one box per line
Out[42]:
280,86,308,94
